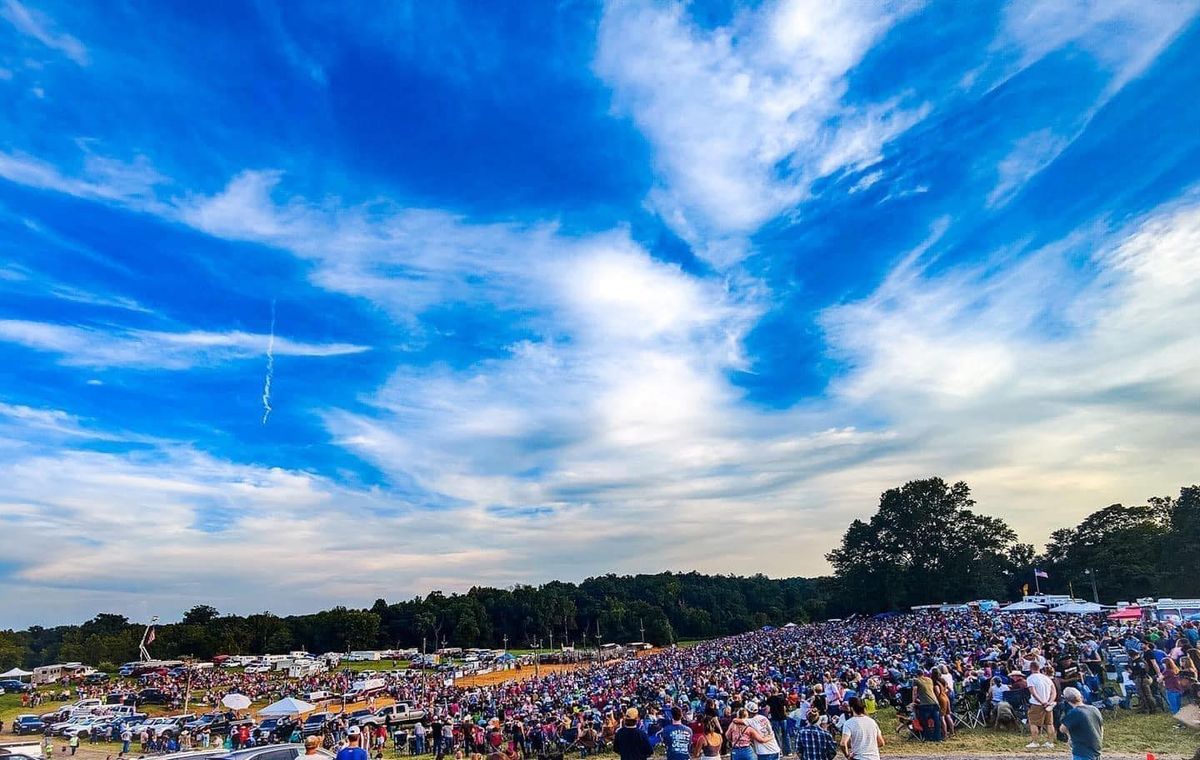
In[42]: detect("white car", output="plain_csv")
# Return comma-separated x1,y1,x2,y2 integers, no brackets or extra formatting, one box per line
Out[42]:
243,664,271,674
52,717,98,736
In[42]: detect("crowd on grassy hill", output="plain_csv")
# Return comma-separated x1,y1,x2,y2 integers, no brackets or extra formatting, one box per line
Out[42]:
33,609,1199,760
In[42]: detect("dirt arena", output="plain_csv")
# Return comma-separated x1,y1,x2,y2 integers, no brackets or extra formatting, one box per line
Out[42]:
454,648,662,688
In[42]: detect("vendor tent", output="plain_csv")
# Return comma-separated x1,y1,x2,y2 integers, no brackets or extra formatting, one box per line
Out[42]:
259,697,315,716
1107,607,1143,621
0,667,33,678
1049,602,1103,614
1000,601,1047,612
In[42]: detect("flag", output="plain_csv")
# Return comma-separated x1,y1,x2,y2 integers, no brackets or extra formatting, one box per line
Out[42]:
146,627,156,644
1034,569,1049,579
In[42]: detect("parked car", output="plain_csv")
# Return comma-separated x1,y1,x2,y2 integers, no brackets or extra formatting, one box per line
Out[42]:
214,743,333,760
137,688,170,705
0,680,32,693
51,717,99,737
299,713,331,737
11,715,46,735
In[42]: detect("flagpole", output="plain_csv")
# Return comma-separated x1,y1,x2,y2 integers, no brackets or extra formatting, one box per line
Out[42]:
1033,570,1041,595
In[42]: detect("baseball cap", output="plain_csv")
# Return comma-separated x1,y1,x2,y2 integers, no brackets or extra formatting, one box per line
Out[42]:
347,726,361,737
624,708,639,720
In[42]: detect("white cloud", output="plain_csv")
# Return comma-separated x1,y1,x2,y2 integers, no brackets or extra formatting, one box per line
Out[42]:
0,319,369,369
1,0,88,65
0,150,163,204
594,0,926,263
818,200,1200,537
1000,0,1197,93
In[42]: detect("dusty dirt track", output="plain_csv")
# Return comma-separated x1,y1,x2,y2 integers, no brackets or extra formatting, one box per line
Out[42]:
454,648,663,688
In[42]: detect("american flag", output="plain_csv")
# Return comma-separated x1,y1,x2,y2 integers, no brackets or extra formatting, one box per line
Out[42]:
1034,569,1049,579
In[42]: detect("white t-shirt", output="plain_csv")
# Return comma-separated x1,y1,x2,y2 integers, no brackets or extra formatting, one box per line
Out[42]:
748,715,780,756
840,716,881,760
1027,673,1056,707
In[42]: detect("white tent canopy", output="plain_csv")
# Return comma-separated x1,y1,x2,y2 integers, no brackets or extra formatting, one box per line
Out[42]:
0,667,33,678
258,697,315,716
1049,602,1104,614
1000,601,1048,612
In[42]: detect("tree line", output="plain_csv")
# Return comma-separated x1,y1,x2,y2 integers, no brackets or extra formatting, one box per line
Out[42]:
1,477,1195,669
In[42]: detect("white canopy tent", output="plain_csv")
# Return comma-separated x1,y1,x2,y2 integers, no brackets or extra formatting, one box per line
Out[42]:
0,667,33,678
1049,602,1104,614
1000,601,1048,612
259,697,315,717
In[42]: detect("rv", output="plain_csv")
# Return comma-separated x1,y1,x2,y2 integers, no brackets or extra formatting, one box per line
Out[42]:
1152,598,1200,621
342,678,386,701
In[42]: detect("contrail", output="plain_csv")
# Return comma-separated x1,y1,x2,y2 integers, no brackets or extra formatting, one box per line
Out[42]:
261,300,276,424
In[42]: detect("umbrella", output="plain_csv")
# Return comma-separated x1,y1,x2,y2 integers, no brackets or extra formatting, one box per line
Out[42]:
259,697,315,717
1000,601,1047,612
1049,602,1104,614
0,667,33,678
222,693,252,710
1187,612,1200,622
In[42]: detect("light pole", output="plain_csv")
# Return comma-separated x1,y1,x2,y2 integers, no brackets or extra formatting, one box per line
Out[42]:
1084,569,1099,604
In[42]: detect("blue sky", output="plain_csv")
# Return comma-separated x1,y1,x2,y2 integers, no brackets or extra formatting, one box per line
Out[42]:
2,0,1199,626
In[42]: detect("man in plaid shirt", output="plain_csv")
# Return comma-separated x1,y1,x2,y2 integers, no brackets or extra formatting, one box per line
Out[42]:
795,710,837,760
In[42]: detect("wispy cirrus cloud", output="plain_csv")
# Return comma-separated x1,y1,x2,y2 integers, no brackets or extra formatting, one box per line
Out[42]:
594,0,927,263
1,0,88,65
0,319,369,369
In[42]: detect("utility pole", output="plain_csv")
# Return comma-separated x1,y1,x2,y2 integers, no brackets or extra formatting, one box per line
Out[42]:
502,634,508,652
1085,569,1099,604
639,618,645,643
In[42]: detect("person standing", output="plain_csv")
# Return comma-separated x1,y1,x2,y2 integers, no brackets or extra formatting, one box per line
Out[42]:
795,711,836,760
1059,688,1103,760
911,671,942,741
745,701,781,760
68,734,80,756
766,687,792,758
613,708,652,760
338,727,370,760
661,708,693,760
838,699,882,760
1026,663,1058,749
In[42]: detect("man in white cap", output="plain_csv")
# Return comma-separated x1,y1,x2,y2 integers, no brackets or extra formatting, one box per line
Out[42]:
338,725,368,760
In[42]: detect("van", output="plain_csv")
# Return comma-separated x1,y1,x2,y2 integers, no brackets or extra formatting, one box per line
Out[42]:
305,690,334,704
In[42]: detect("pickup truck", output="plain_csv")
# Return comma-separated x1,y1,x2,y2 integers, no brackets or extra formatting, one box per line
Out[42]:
354,703,426,727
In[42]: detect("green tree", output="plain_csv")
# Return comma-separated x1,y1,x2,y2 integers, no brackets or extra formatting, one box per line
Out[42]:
827,478,1018,613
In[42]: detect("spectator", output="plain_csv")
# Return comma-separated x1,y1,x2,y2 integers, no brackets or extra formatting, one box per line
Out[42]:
1059,687,1103,760
1026,663,1058,749
838,698,882,760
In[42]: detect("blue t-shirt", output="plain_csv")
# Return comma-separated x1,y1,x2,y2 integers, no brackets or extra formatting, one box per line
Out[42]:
337,747,370,760
660,723,693,760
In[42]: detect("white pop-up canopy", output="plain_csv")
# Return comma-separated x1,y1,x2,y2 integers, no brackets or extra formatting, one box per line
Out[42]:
1000,601,1048,612
0,667,33,678
1049,602,1104,614
259,697,315,716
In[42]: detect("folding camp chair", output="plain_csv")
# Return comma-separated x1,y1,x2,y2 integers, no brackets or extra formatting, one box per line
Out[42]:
956,692,986,729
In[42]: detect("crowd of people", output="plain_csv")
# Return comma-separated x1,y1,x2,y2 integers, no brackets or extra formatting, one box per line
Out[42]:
42,609,1200,760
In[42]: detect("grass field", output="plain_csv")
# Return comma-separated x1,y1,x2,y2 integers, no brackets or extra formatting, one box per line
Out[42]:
872,706,1199,757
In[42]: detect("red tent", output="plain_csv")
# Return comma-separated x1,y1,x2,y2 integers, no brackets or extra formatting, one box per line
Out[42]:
1107,607,1143,620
